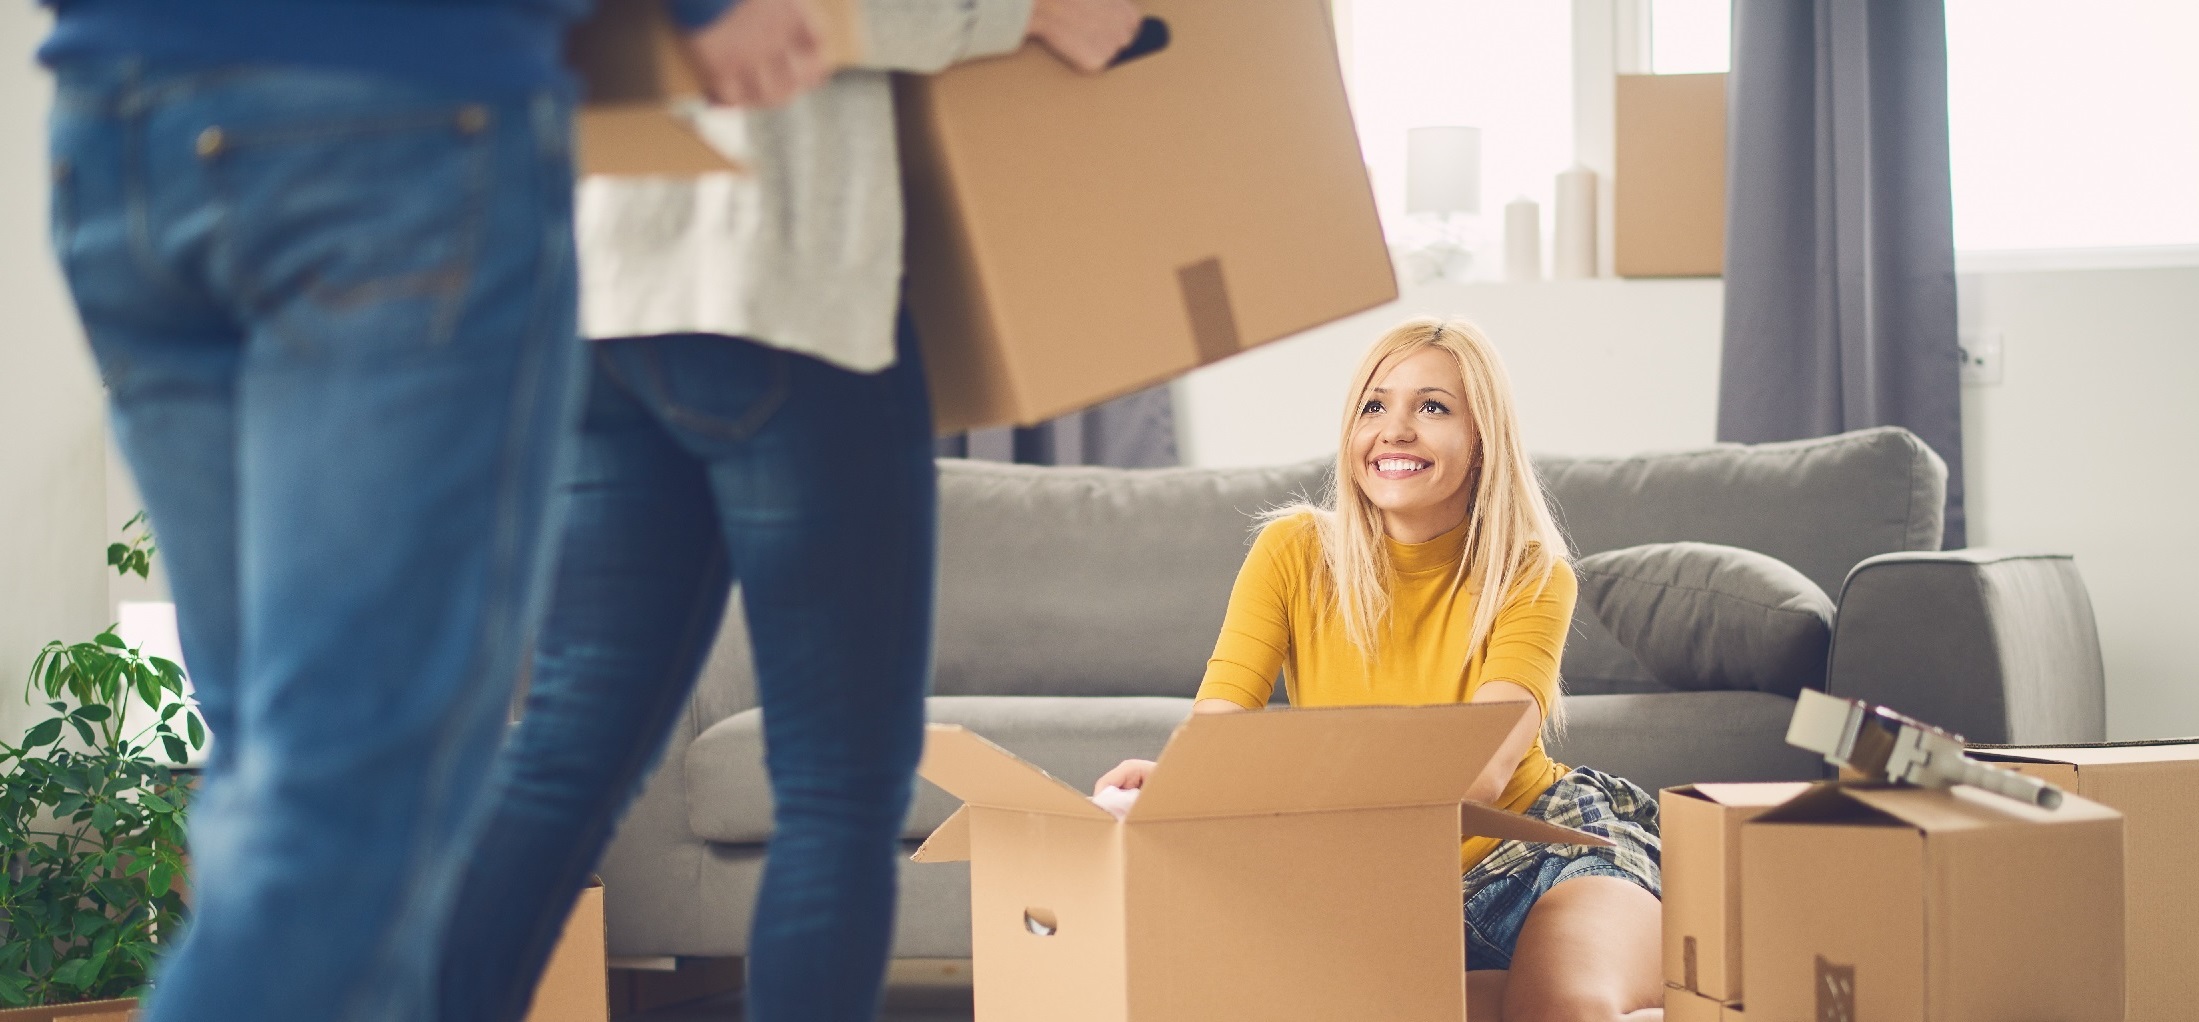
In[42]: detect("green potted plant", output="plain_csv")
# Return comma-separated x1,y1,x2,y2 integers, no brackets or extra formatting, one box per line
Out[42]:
0,514,207,1013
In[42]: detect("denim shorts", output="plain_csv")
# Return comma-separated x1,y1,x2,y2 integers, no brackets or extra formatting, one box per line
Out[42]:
1462,767,1662,971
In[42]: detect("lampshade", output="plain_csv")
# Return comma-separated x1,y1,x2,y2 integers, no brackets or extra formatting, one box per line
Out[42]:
1405,125,1481,215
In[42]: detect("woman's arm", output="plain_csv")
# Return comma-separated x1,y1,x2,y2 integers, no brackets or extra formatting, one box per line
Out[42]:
1093,521,1302,793
1461,562,1576,803
1464,680,1542,804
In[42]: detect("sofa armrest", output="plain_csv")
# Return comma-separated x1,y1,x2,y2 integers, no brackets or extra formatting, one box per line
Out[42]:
1826,550,2105,744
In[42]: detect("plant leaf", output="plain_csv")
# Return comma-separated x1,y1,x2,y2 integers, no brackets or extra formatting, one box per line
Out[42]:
161,734,188,764
71,704,112,722
139,791,174,814
50,956,96,989
187,713,206,748
68,717,96,747
94,630,127,650
23,719,63,748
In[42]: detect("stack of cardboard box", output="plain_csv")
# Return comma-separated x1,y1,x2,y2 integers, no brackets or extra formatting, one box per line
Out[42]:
1973,740,2199,1022
1663,776,2135,1022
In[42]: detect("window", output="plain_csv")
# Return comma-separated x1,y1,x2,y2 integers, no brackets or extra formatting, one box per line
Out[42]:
1945,0,2199,253
1341,0,1574,250
1640,0,2199,254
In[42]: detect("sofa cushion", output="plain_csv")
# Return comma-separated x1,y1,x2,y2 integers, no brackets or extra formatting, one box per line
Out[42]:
1576,542,1833,697
686,695,1194,846
932,458,1328,697
1548,691,1826,793
1536,426,1946,597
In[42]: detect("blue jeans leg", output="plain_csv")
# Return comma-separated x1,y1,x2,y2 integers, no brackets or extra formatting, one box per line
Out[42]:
49,61,582,1022
435,344,737,1022
437,320,936,1022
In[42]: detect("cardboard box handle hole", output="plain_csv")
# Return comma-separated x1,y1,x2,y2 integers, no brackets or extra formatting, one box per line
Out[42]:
1109,17,1171,68
1023,908,1059,936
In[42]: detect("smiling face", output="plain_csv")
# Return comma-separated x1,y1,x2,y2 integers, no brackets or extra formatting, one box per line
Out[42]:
1349,345,1482,543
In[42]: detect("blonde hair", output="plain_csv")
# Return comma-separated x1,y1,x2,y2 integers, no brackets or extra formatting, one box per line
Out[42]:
1264,317,1570,710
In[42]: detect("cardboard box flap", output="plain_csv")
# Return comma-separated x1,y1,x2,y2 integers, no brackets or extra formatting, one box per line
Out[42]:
1754,782,2118,831
917,724,1112,821
1460,799,1612,847
1971,739,2199,767
1671,781,1813,808
1127,702,1529,822
910,804,972,863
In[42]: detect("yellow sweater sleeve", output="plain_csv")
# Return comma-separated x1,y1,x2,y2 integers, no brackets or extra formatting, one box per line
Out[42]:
1194,518,1305,709
1474,559,1577,719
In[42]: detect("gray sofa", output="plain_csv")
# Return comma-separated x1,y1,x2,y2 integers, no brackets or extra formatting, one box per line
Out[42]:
595,426,2107,959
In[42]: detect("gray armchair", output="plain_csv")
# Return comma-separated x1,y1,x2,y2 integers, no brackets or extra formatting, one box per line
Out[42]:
593,426,2106,960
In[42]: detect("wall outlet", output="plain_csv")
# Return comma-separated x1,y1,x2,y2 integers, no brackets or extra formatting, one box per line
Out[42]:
1959,329,2004,385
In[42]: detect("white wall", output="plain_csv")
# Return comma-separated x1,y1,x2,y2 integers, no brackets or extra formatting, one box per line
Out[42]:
0,4,113,746
1176,268,2199,740
1958,267,2199,741
1175,278,1724,467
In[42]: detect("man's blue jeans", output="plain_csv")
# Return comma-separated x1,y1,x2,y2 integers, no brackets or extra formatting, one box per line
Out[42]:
47,62,582,1022
437,328,937,1022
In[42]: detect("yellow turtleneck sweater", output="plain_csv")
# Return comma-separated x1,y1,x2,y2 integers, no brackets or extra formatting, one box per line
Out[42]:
1193,512,1576,872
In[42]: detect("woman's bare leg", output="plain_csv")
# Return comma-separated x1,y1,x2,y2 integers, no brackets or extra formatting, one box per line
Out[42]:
1500,876,1664,1022
1468,970,1509,1021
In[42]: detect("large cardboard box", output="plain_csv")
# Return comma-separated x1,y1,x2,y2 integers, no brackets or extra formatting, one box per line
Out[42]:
1658,782,1812,1004
524,879,609,1022
1972,739,2199,1022
910,704,1604,1021
1613,72,1726,278
1741,783,2124,1022
895,0,1396,433
1665,984,1746,1022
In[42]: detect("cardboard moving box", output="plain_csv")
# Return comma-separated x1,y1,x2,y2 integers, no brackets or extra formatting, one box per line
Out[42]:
910,704,1605,1022
1972,739,2199,1022
895,0,1395,433
1658,782,1812,1004
1664,984,1746,1022
1613,72,1726,278
1742,783,2124,1022
524,879,609,1022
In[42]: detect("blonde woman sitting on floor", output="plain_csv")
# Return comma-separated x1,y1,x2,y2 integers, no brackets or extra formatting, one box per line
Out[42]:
1097,317,1666,1022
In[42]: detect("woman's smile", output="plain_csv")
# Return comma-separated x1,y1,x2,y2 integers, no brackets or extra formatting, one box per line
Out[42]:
1371,454,1433,479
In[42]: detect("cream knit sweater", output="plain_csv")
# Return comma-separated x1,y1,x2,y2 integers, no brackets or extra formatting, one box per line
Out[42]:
575,0,1034,372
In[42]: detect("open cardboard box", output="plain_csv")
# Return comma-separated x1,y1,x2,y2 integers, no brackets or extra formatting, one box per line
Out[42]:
1658,782,1812,1006
1972,739,2199,1022
911,703,1606,1021
1741,782,2124,1022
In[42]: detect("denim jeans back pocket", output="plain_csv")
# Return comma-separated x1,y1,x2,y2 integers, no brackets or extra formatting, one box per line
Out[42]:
208,103,493,358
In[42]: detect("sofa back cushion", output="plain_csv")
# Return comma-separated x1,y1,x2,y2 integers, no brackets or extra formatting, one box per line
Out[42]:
693,428,1946,712
932,458,1328,697
1538,426,1946,597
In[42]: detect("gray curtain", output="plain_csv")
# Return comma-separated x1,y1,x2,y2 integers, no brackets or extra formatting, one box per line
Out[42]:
1719,0,1966,547
936,384,1179,468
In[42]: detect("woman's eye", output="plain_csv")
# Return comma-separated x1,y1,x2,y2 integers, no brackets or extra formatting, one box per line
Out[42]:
1360,400,1384,415
1421,400,1449,414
